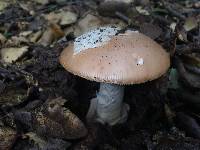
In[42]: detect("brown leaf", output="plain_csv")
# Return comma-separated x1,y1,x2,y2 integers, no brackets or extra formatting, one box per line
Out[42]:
1,46,29,63
33,97,88,140
38,23,64,46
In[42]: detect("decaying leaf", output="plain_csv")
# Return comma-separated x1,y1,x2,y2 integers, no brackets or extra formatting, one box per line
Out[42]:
33,97,88,140
0,126,17,150
0,46,29,63
50,23,65,38
0,88,27,105
23,132,71,150
183,17,198,32
0,1,10,12
38,23,64,46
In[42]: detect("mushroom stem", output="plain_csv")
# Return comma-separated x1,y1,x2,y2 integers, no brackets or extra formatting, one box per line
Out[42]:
87,83,129,125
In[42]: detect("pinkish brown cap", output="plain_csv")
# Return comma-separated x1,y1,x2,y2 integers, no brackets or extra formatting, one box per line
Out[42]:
60,26,170,85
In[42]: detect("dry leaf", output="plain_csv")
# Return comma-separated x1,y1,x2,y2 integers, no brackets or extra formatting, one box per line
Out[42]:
184,17,198,31
29,30,43,43
178,28,187,42
0,1,10,12
60,11,78,26
0,33,6,44
35,0,49,5
136,6,150,15
74,14,105,37
1,46,29,63
45,10,78,26
38,23,64,46
170,22,177,32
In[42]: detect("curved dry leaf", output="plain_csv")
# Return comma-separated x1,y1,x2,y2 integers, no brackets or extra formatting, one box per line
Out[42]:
29,30,43,43
38,24,64,46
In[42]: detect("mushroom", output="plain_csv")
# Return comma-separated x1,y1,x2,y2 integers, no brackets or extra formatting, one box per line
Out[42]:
59,26,170,125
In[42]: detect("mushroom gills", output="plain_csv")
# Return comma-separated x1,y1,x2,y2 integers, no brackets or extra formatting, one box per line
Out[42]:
87,83,129,125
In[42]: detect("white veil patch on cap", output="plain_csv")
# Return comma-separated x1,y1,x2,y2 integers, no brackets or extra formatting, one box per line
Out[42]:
74,26,120,54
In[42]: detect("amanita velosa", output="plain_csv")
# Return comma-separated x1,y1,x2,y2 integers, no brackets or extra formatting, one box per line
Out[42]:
60,26,170,126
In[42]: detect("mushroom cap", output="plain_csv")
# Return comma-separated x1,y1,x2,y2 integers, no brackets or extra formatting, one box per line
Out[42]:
60,27,170,85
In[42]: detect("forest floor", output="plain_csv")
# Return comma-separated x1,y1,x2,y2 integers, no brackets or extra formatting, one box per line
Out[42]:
0,0,200,149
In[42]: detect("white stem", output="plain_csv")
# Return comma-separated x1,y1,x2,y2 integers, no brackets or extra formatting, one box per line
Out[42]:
87,83,129,125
